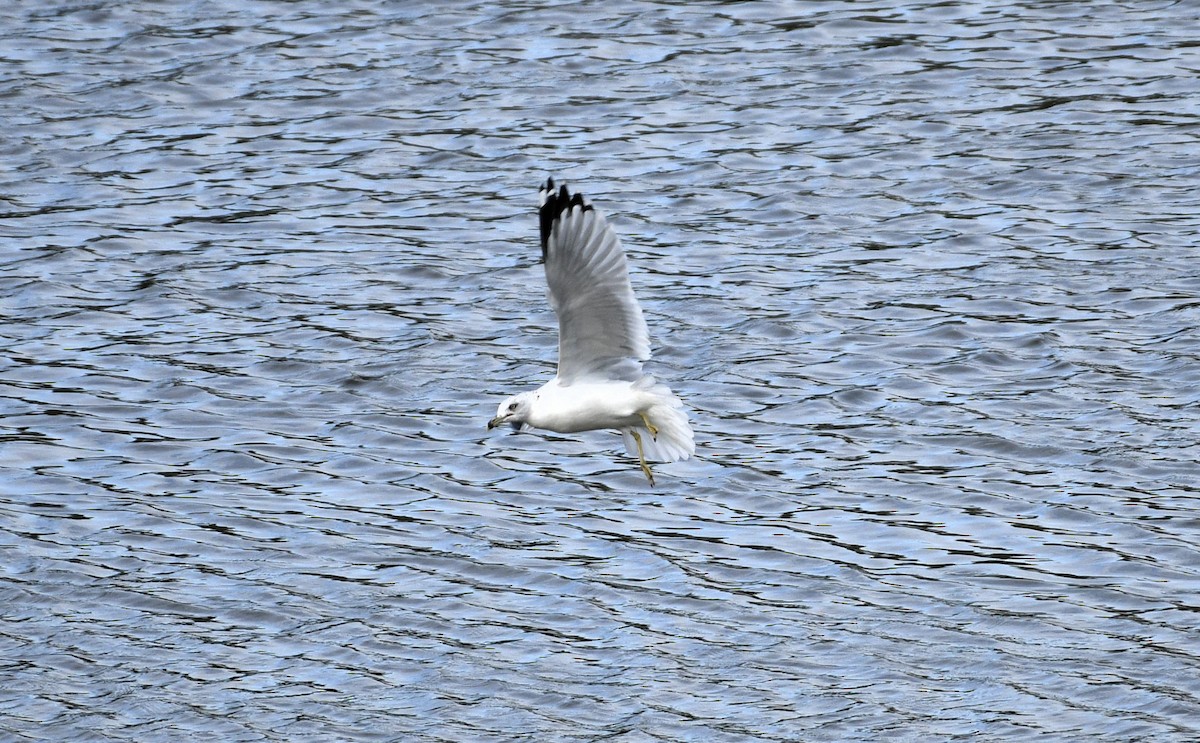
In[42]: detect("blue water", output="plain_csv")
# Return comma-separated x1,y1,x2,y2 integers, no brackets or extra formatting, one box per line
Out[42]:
2,1,1198,740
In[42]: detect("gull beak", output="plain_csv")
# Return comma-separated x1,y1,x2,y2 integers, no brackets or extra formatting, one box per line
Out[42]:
487,415,505,430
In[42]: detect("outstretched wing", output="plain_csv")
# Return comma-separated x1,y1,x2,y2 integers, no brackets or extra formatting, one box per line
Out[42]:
538,178,650,385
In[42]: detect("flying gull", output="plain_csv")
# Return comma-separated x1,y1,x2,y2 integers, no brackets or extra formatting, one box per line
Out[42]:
488,178,694,484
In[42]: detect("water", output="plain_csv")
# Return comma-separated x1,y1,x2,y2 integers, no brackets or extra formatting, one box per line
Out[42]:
3,1,1199,740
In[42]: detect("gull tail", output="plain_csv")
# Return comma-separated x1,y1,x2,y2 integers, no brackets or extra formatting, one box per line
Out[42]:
620,378,694,463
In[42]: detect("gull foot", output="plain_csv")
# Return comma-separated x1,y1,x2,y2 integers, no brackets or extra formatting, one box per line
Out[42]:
639,412,659,439
629,429,655,486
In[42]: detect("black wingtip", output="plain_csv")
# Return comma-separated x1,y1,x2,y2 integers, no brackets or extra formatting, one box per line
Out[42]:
538,178,593,259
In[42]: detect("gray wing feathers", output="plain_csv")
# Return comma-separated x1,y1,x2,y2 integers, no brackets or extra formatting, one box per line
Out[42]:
542,191,651,384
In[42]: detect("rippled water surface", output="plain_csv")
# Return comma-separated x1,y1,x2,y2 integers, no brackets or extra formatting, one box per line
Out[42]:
3,1,1199,740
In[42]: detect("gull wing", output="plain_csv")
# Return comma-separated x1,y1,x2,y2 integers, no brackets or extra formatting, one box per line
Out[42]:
538,178,651,385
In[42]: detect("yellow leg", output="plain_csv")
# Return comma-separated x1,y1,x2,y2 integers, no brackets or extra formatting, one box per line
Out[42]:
639,412,658,439
629,429,655,486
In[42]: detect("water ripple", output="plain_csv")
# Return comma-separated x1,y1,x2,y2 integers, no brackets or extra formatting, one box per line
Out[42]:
3,0,1199,740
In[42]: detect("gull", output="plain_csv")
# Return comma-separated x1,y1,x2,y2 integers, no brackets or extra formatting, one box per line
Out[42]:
488,178,694,484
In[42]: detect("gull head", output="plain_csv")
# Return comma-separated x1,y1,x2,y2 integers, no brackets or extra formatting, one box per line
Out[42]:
488,392,533,432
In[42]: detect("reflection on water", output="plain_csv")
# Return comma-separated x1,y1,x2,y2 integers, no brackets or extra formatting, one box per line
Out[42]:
3,1,1199,740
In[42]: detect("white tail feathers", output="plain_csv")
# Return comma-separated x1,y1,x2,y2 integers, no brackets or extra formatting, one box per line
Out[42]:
620,381,694,463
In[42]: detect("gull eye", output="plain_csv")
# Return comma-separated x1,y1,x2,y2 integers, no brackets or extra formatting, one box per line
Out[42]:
508,402,518,411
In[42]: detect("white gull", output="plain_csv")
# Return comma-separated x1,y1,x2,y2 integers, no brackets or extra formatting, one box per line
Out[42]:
488,178,693,484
